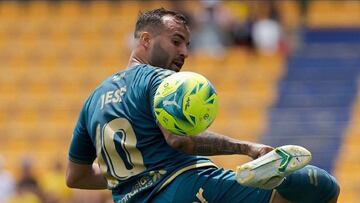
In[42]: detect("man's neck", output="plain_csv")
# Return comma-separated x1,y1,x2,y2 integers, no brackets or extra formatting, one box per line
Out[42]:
127,58,142,68
127,52,149,68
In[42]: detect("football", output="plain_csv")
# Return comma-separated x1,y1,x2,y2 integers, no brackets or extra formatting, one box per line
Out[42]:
154,71,218,136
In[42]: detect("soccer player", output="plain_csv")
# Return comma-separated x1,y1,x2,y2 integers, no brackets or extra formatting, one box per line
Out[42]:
66,8,340,203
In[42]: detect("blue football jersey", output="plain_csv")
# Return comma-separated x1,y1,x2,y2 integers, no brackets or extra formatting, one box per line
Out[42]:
68,64,216,203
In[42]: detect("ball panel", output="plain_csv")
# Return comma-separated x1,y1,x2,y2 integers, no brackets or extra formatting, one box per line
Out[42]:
154,71,218,136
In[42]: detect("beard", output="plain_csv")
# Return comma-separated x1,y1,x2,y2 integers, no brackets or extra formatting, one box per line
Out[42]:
150,42,173,70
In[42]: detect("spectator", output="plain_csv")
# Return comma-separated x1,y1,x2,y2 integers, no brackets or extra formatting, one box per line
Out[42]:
0,155,15,203
8,157,43,203
191,0,234,57
230,1,256,49
40,159,73,203
251,1,283,54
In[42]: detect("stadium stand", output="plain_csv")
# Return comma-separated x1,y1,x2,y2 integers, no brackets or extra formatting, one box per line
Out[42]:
188,51,284,169
263,27,360,202
264,28,360,170
0,1,359,202
0,0,283,175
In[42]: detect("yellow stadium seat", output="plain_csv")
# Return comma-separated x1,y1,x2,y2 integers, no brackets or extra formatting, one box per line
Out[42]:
278,1,301,28
114,1,141,23
307,1,360,27
224,48,251,70
57,1,83,20
0,1,22,19
88,1,111,19
211,155,252,171
26,1,51,19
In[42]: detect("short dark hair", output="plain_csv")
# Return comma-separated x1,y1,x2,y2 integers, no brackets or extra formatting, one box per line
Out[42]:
134,8,188,38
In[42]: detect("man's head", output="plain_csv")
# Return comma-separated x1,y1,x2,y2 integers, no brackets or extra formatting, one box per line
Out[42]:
133,8,190,72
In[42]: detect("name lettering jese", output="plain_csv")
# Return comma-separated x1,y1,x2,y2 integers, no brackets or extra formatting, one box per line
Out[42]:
100,86,127,109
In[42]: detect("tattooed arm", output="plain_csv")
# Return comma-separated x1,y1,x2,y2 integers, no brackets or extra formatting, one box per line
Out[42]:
160,126,273,159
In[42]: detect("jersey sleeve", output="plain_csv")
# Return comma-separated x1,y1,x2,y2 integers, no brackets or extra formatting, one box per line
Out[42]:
148,68,174,119
68,95,97,165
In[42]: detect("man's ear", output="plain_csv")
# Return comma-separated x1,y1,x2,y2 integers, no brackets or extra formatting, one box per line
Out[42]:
139,32,151,49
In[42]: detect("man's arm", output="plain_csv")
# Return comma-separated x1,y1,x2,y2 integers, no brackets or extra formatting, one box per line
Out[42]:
66,160,108,189
160,126,273,159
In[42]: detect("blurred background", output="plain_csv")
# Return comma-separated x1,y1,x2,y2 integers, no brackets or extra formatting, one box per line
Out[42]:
0,0,359,202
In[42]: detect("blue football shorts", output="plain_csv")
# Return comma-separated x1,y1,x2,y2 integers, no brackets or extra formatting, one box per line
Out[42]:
151,167,273,203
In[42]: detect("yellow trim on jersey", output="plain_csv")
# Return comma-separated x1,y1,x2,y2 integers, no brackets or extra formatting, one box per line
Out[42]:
157,162,218,192
269,190,276,203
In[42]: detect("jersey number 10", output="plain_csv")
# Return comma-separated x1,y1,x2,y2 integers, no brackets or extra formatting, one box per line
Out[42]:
96,118,146,182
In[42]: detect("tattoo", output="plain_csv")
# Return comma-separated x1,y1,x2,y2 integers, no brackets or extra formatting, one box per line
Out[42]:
192,131,249,156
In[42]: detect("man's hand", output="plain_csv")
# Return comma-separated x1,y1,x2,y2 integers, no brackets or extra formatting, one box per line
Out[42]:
246,143,274,160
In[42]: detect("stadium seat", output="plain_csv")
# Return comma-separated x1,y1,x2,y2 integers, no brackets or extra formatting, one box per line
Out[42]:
307,1,360,27
26,1,51,19
0,1,22,20
335,92,360,202
57,1,83,20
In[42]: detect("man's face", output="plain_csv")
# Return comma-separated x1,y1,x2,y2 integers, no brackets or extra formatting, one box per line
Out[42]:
148,16,190,72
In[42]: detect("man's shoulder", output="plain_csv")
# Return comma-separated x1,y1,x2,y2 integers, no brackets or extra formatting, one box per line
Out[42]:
133,64,174,76
91,65,174,95
127,65,175,85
